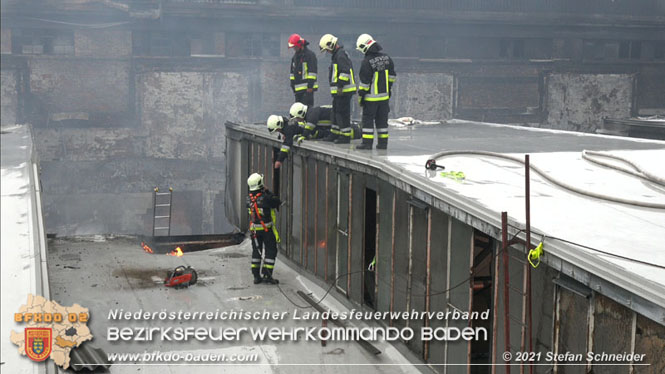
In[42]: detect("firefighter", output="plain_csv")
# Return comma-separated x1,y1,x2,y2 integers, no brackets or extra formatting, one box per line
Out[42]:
289,34,318,107
290,102,361,142
267,114,305,169
247,173,281,284
356,34,396,150
289,102,333,140
319,34,357,144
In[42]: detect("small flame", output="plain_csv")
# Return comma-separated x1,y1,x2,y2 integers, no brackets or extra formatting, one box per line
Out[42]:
168,247,184,257
141,242,154,254
318,240,326,249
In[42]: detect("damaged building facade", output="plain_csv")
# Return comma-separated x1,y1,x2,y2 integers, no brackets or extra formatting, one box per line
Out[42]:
224,121,665,373
1,1,664,234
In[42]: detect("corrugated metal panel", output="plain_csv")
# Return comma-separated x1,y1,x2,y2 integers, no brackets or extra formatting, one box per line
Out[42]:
68,343,111,372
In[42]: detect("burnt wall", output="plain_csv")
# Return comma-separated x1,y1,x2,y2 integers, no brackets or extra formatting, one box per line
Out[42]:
1,69,18,125
545,73,634,132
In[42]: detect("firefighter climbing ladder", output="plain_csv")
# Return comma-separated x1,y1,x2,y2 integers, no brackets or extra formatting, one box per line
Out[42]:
152,187,173,236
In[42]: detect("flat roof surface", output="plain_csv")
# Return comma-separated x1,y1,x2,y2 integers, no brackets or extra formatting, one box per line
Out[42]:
47,236,421,373
1,125,50,373
232,119,665,312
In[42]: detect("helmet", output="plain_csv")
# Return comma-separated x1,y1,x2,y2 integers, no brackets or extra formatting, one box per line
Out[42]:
289,102,308,118
266,115,284,133
247,173,264,191
356,34,375,54
288,33,305,49
319,34,338,52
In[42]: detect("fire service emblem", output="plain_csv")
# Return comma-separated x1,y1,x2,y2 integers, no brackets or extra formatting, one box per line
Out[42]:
25,328,52,362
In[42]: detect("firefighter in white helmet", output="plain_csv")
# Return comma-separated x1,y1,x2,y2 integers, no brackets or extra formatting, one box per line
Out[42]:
247,173,281,284
290,102,360,141
319,34,357,144
266,114,305,169
356,34,396,150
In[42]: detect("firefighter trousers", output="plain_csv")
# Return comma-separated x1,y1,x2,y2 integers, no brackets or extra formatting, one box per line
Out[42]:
332,95,352,138
295,91,314,107
251,230,278,278
361,101,390,146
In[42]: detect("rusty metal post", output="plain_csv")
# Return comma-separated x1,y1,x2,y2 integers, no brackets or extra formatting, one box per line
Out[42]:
424,207,433,362
525,155,533,374
502,211,511,374
314,162,319,275
347,174,353,293
304,165,309,268
492,228,501,373
324,165,329,282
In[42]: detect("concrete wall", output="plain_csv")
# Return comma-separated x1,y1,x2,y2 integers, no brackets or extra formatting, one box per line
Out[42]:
545,73,633,132
1,28,11,54
74,30,131,58
33,68,252,236
1,69,18,125
392,72,454,121
27,59,131,122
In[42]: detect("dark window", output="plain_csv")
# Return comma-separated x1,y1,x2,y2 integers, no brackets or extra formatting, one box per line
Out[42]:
132,31,189,56
226,32,279,58
619,42,630,59
513,39,525,58
630,41,642,59
584,40,622,60
619,41,643,60
655,41,665,60
498,39,529,59
11,29,73,55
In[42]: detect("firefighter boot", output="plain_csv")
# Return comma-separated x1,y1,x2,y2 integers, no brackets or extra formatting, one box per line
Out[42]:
322,133,338,142
334,135,350,144
357,142,372,150
252,267,262,284
376,139,388,150
262,275,280,284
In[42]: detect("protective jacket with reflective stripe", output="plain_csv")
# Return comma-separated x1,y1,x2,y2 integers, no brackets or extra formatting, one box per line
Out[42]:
301,105,333,138
276,119,305,162
328,45,356,96
290,43,318,92
358,43,396,102
246,189,281,232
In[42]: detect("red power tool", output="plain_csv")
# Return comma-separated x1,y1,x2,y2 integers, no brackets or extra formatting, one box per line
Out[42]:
164,266,198,288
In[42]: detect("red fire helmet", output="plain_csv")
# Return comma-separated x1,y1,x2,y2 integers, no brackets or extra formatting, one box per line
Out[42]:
288,33,305,49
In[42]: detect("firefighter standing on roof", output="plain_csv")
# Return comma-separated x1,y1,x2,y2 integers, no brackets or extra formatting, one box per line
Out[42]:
319,34,357,143
289,34,318,107
266,115,305,169
356,34,396,150
247,173,281,285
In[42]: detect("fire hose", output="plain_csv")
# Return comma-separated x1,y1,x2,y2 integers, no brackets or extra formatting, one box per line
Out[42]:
427,150,665,209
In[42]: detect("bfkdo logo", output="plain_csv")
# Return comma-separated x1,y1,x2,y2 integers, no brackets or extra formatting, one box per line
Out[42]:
25,328,52,362
10,295,93,369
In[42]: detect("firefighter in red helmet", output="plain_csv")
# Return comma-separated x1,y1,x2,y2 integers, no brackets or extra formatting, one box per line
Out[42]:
288,33,318,107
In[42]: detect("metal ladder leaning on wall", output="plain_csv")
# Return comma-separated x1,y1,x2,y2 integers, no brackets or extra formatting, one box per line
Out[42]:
152,187,173,236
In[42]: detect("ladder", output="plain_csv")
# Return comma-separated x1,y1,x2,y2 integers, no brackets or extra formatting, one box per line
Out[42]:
152,187,173,236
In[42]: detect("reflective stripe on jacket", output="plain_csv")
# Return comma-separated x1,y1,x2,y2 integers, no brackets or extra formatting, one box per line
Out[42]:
358,43,396,102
